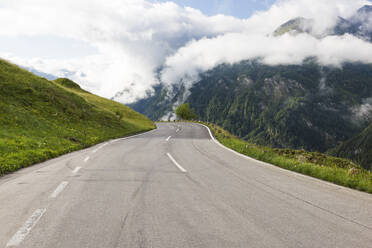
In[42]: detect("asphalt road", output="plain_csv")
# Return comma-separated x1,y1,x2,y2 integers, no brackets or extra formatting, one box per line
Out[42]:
1,122,371,248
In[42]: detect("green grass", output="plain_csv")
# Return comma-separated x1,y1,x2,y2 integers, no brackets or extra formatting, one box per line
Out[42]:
0,59,155,176
201,121,372,194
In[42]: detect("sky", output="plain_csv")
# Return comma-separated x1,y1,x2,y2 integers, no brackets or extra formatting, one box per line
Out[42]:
1,0,372,103
150,0,276,18
0,0,274,60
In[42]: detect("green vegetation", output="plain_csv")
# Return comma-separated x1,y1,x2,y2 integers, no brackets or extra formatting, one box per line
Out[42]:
0,58,155,176
175,103,198,120
203,122,372,194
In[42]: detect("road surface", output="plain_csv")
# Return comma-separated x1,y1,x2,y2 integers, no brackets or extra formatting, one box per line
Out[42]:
0,122,371,248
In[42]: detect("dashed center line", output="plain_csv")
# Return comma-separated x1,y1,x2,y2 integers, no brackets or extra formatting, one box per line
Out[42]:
50,181,69,198
72,167,81,174
167,153,187,173
6,128,163,247
166,136,172,141
6,208,46,247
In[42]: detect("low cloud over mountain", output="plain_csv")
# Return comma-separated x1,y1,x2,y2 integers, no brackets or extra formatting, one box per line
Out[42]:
1,0,371,103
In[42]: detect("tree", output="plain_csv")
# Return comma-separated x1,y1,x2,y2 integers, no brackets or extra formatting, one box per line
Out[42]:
175,103,198,120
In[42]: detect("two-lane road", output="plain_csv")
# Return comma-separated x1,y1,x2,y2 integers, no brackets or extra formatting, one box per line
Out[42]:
1,123,371,248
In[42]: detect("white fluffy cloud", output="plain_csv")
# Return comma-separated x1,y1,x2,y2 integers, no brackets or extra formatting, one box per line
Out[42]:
0,0,250,102
0,0,371,103
161,33,372,86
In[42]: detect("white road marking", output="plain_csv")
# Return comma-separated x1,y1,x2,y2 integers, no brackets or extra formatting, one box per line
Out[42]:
84,156,90,162
72,167,81,174
166,153,187,173
166,136,172,141
92,143,108,153
50,181,69,198
6,208,46,247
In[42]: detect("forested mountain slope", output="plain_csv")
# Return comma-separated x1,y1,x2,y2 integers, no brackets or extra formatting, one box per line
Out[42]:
130,61,372,169
332,123,372,170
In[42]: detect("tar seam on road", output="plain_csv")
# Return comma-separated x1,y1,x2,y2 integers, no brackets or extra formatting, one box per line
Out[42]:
50,181,69,198
167,153,187,173
166,136,172,141
6,208,47,247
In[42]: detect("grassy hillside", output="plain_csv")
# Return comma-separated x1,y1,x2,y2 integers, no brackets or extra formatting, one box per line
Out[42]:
202,122,372,194
332,123,372,170
0,59,155,176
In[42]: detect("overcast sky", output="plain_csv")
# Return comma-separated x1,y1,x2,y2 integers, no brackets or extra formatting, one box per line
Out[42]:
1,0,372,103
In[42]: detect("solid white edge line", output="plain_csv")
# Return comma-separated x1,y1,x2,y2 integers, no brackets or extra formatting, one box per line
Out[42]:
167,153,187,173
6,208,46,247
92,143,108,153
72,167,81,174
50,181,69,198
198,123,363,192
84,156,90,162
166,136,172,141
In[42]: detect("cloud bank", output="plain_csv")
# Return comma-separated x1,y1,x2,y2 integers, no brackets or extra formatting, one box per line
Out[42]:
0,0,371,103
161,33,372,87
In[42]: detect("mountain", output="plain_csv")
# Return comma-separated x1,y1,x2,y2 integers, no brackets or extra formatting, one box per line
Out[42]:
274,5,372,40
0,58,154,175
129,5,372,170
130,61,372,168
127,84,186,121
331,123,372,170
334,5,372,41
187,62,372,152
23,67,58,80
273,17,314,36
